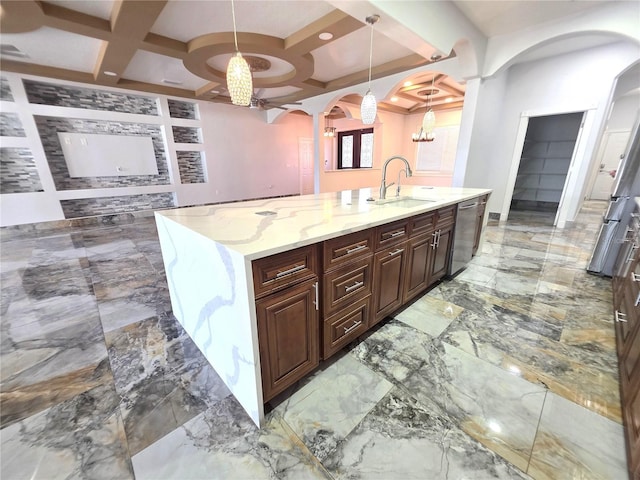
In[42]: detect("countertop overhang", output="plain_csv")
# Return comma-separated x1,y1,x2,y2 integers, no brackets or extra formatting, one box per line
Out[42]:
155,186,492,260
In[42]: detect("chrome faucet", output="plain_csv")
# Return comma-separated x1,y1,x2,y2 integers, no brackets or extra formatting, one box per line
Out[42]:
380,156,412,199
396,169,408,197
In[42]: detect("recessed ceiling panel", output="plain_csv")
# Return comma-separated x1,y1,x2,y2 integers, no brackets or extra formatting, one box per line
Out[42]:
46,0,114,20
0,27,102,73
123,50,210,91
311,28,414,82
258,86,303,100
151,0,335,42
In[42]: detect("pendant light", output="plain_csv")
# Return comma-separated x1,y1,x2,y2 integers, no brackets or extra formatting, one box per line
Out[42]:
412,74,437,142
226,0,252,106
360,14,379,125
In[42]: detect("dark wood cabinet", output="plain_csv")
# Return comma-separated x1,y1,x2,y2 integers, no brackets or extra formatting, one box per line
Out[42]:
404,233,432,303
430,224,453,284
373,243,407,325
612,211,640,478
256,278,319,402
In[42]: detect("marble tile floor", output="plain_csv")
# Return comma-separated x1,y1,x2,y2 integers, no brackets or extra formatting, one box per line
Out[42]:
0,202,627,479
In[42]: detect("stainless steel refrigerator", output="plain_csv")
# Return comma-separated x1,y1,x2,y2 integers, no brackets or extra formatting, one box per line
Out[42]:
587,116,640,276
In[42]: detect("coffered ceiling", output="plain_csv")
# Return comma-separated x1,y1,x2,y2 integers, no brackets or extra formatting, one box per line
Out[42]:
0,0,618,114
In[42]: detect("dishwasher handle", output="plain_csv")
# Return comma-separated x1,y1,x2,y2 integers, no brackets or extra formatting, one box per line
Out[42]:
458,202,478,210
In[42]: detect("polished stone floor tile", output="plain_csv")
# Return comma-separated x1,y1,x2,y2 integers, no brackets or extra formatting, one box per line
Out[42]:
528,392,626,479
394,294,463,337
132,397,330,480
1,382,133,480
322,387,531,480
104,313,231,456
0,202,626,479
274,352,393,461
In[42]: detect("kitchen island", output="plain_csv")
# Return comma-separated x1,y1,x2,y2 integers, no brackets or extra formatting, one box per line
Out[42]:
155,186,491,426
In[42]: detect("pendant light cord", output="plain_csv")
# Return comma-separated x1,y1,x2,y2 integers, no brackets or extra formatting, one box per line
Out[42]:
231,0,239,52
367,22,374,85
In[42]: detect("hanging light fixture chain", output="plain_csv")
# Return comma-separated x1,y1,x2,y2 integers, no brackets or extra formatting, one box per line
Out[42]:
368,21,373,85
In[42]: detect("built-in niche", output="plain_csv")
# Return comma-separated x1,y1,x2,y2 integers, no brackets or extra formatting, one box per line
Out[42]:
0,148,43,193
176,151,206,183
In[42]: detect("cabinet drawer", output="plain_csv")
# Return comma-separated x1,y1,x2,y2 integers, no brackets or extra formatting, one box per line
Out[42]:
436,205,456,228
375,219,409,250
323,256,373,317
252,244,318,298
323,296,370,359
323,229,374,271
409,212,436,237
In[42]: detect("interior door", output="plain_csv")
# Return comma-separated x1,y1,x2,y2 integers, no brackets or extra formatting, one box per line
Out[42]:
589,131,631,200
299,137,314,195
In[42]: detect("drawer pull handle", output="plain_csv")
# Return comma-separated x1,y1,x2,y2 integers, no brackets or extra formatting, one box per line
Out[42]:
632,273,640,282
275,264,305,278
346,245,367,254
626,243,639,263
636,293,640,307
345,281,364,293
615,310,627,323
313,281,319,311
431,231,437,249
343,320,362,335
389,248,404,256
389,230,405,238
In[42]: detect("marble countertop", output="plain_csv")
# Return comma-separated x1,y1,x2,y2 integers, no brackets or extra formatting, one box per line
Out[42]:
155,186,491,260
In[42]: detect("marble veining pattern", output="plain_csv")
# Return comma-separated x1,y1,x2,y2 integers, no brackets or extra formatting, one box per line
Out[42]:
0,200,626,478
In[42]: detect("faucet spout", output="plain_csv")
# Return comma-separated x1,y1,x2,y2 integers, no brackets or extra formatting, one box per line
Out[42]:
380,155,412,199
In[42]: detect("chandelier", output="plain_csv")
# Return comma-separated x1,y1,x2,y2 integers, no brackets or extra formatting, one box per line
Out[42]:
360,15,379,125
226,0,252,106
412,75,437,142
324,114,336,137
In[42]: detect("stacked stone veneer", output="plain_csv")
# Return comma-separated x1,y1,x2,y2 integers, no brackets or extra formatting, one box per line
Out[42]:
168,99,197,119
0,80,43,194
176,151,206,183
34,116,170,191
24,80,158,115
1,148,43,193
60,193,175,218
0,77,14,101
172,126,201,143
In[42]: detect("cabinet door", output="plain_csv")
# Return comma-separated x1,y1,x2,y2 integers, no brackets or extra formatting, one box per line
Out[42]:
404,233,432,303
430,225,453,284
373,244,407,325
256,279,319,402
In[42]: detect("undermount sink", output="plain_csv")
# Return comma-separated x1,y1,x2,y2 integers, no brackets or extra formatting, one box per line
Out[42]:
373,196,437,207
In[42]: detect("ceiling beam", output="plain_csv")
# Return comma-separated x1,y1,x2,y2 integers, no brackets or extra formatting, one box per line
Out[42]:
40,1,112,40
93,0,168,84
284,9,363,55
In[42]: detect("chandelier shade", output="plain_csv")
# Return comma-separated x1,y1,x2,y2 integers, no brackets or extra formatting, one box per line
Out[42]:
227,52,253,106
361,89,377,125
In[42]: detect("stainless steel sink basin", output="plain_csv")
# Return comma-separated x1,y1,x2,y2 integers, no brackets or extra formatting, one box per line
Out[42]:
373,196,437,207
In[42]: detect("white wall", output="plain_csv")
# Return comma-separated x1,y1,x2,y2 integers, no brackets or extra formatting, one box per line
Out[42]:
463,42,640,219
0,72,313,226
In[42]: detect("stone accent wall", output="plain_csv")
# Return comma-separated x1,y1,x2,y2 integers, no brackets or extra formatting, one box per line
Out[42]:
0,77,14,101
24,80,158,115
60,193,175,218
176,151,206,183
0,112,26,137
1,148,43,193
168,99,197,119
35,116,170,190
172,126,201,143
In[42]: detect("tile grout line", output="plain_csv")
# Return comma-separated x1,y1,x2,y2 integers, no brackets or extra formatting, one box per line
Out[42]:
526,384,549,476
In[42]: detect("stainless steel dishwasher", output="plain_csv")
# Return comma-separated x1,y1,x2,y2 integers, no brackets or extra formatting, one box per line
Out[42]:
450,199,479,275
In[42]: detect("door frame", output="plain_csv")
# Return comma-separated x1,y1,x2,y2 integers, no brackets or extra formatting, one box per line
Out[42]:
501,104,597,228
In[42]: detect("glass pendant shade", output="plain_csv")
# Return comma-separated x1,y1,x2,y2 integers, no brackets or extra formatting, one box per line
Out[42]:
423,109,436,133
361,89,377,125
227,52,253,106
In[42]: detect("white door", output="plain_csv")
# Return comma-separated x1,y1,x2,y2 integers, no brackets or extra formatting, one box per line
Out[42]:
589,131,630,200
298,137,314,195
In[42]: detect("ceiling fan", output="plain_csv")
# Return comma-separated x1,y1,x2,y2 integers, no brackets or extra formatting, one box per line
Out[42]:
249,90,302,111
